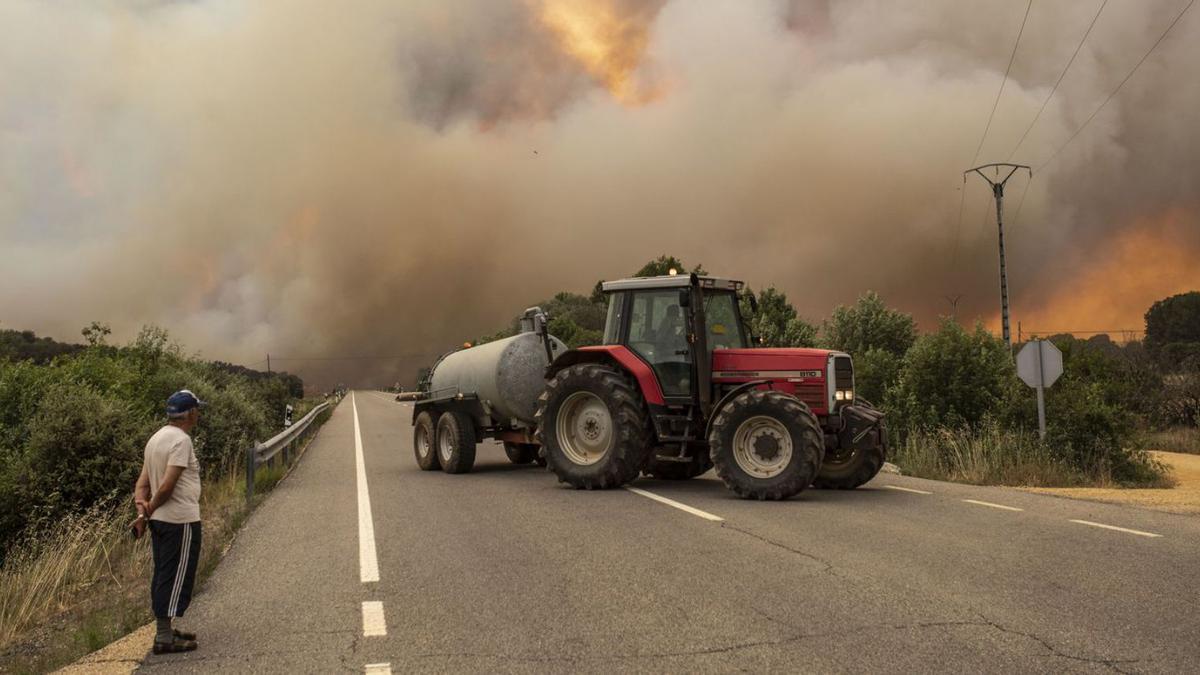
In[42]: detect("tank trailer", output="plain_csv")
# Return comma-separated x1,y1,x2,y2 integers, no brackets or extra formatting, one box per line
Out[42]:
404,274,887,500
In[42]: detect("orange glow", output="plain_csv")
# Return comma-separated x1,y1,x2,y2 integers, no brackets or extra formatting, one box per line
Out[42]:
1012,209,1200,340
536,0,664,105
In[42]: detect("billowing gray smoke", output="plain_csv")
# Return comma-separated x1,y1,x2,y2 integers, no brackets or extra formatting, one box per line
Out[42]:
1,0,1197,388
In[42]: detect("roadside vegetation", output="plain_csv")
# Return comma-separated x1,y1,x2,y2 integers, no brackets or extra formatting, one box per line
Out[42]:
468,255,1199,489
0,325,324,672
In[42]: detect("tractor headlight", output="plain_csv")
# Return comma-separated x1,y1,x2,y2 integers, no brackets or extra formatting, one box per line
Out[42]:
835,389,854,402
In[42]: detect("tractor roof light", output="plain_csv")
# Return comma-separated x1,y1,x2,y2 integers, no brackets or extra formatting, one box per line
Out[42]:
668,268,678,276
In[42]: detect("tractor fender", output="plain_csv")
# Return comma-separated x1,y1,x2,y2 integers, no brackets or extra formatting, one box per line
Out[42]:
704,379,774,440
547,345,665,405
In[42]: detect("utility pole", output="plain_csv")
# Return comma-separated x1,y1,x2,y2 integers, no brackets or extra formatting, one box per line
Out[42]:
965,163,1030,348
266,353,271,374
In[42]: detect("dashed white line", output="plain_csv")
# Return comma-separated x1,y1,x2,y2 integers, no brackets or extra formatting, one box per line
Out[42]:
625,486,724,522
364,664,392,675
882,485,933,495
352,394,380,583
361,601,387,636
1069,519,1162,538
962,498,1023,512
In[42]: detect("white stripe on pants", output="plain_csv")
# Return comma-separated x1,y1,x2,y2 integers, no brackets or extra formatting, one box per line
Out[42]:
168,524,191,617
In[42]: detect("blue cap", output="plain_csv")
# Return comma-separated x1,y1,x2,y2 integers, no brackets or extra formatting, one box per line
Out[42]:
166,390,207,416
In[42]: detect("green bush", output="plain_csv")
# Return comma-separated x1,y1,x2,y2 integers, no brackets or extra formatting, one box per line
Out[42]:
886,319,1012,430
853,347,901,405
822,291,916,359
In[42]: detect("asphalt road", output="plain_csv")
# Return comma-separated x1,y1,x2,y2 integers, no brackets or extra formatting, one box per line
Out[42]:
139,391,1200,674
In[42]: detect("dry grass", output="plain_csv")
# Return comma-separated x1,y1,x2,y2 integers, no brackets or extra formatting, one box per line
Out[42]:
891,423,1172,488
1144,427,1200,455
0,502,149,652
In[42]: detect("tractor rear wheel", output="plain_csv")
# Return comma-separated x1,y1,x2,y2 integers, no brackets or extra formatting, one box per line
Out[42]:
642,450,713,480
436,411,476,474
708,390,823,500
535,363,652,489
504,442,538,465
413,411,440,471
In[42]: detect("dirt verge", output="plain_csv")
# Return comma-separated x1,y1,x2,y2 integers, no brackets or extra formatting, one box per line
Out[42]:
1022,451,1200,514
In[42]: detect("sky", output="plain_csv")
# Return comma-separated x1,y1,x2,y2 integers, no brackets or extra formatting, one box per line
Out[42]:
1,0,1198,388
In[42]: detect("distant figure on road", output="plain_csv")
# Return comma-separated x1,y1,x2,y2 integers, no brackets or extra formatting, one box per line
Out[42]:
132,389,206,654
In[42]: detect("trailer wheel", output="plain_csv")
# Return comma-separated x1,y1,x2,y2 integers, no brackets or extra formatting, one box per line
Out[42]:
709,390,823,500
535,363,652,489
504,442,538,465
413,411,441,471
436,411,476,474
642,451,713,480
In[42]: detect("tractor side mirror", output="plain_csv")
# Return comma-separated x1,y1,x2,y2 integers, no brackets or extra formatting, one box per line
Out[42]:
678,289,690,308
747,294,758,314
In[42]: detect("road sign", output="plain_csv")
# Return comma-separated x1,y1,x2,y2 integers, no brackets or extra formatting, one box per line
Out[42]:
1017,340,1063,388
1016,340,1063,439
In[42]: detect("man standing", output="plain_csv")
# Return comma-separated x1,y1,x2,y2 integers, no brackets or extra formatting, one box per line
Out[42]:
132,390,205,654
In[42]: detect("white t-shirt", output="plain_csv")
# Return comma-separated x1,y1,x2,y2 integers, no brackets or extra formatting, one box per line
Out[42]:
143,425,201,523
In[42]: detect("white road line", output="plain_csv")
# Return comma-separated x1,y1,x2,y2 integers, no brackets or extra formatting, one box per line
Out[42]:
625,486,724,522
352,394,381,583
361,601,387,637
1069,519,1162,538
882,485,933,495
364,664,392,675
962,498,1024,512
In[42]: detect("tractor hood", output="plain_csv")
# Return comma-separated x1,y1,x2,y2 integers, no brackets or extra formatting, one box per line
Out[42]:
712,348,836,372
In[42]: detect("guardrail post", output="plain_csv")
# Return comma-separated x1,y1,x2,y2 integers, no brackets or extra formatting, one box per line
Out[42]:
245,443,257,501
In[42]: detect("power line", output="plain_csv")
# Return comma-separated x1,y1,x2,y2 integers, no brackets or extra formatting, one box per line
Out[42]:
1008,0,1108,161
971,0,1035,167
1035,0,1196,172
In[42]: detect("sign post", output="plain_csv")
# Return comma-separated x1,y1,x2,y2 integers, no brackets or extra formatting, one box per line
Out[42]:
1016,340,1063,439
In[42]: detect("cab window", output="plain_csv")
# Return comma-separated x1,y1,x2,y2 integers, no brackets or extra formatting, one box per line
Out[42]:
705,292,748,350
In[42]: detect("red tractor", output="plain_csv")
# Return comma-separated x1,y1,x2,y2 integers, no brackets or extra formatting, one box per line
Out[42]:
533,273,886,499
410,273,886,500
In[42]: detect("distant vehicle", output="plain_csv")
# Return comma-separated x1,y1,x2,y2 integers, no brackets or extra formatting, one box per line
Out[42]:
405,274,886,500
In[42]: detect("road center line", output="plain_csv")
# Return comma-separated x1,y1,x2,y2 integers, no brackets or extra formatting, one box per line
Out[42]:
352,393,381,583
361,601,387,636
882,485,933,495
364,664,393,674
1069,519,1162,538
625,486,724,522
962,498,1023,512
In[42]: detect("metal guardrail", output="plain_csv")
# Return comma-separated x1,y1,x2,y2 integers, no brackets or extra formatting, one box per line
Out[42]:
244,396,339,500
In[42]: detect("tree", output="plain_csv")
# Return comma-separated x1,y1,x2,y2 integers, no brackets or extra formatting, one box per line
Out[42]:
740,287,817,348
886,319,1012,430
1145,292,1200,367
633,255,706,278
822,291,916,358
81,321,111,347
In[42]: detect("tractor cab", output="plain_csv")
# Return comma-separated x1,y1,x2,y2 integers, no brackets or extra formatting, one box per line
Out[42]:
599,273,748,407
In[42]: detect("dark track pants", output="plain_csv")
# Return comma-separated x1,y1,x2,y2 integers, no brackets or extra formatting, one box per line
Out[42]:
149,520,202,619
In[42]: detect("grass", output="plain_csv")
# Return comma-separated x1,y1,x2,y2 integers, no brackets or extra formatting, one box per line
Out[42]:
891,422,1173,489
1144,426,1200,455
0,403,334,674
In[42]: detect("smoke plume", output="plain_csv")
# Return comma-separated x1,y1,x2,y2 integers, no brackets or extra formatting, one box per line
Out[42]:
1,0,1198,388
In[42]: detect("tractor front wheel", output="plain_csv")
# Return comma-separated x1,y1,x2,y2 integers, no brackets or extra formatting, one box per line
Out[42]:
709,390,823,500
535,363,652,489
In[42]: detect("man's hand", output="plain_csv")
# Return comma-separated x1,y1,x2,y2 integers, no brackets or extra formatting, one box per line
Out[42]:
130,511,148,539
